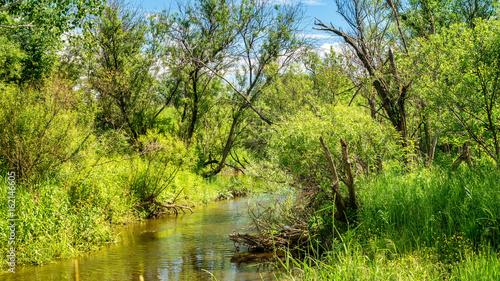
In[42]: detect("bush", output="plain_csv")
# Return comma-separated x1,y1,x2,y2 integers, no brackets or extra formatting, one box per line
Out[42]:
0,78,93,187
269,104,398,184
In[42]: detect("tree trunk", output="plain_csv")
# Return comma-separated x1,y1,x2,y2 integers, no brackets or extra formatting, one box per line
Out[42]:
319,137,347,222
319,137,361,222
185,95,198,142
185,70,200,143
428,108,440,166
203,108,243,177
340,138,358,210
451,141,476,170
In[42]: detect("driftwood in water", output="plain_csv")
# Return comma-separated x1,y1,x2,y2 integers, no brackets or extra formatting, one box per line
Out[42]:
229,226,309,253
451,141,476,170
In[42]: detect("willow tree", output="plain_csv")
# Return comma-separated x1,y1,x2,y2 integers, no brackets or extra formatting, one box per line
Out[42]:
315,0,412,162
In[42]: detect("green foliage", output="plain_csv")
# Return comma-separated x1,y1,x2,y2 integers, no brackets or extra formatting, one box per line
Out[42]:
0,0,104,33
85,3,159,141
403,0,498,37
128,131,195,204
269,105,398,183
11,28,60,83
411,19,500,164
0,78,93,186
0,36,25,81
0,0,104,83
302,49,353,104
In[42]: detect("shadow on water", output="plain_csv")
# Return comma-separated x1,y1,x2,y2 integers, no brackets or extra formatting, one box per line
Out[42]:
2,197,284,281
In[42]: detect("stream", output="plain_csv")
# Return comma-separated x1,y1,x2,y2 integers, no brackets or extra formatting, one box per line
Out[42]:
2,197,282,281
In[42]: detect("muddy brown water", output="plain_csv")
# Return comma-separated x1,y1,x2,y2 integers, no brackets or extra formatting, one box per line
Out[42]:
2,197,284,281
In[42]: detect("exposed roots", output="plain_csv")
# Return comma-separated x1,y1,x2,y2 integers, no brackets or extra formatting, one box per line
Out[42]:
134,199,193,215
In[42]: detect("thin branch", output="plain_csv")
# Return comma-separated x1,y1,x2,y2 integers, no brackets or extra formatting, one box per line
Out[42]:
386,0,408,53
193,58,273,125
0,22,35,29
0,0,24,12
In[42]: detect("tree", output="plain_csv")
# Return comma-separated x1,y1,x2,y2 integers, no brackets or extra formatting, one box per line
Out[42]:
0,0,104,83
200,0,306,176
85,2,159,142
302,48,353,105
315,0,413,162
413,19,500,165
155,0,242,143
0,0,103,31
401,0,497,38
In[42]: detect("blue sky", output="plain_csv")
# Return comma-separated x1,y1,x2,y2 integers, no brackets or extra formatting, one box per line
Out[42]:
135,0,347,50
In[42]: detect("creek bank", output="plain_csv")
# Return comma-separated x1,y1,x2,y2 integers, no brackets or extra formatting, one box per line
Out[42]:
1,196,281,281
0,174,258,274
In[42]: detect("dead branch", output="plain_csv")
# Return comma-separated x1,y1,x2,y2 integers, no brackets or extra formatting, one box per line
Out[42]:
319,136,347,222
451,141,476,170
192,58,273,125
386,0,408,53
133,199,193,214
229,226,309,253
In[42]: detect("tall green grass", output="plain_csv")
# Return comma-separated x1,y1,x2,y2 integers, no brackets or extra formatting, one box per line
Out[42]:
0,181,115,267
284,244,500,280
283,164,500,280
359,164,500,252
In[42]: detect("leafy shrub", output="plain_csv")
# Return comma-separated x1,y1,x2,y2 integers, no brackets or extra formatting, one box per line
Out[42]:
269,104,398,184
0,78,93,187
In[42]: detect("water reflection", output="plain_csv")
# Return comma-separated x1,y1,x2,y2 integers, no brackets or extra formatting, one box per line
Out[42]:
1,197,281,281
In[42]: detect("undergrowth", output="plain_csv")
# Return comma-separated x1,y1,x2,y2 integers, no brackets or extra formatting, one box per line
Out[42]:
280,163,500,280
0,160,255,272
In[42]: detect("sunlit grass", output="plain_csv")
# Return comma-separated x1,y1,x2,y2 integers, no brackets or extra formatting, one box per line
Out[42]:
0,155,261,272
282,163,500,280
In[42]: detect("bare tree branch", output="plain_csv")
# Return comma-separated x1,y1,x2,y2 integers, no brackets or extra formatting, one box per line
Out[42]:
0,23,35,29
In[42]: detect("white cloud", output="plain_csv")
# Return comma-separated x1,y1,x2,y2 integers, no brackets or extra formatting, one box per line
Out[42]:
314,42,346,56
298,33,333,39
302,0,327,5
